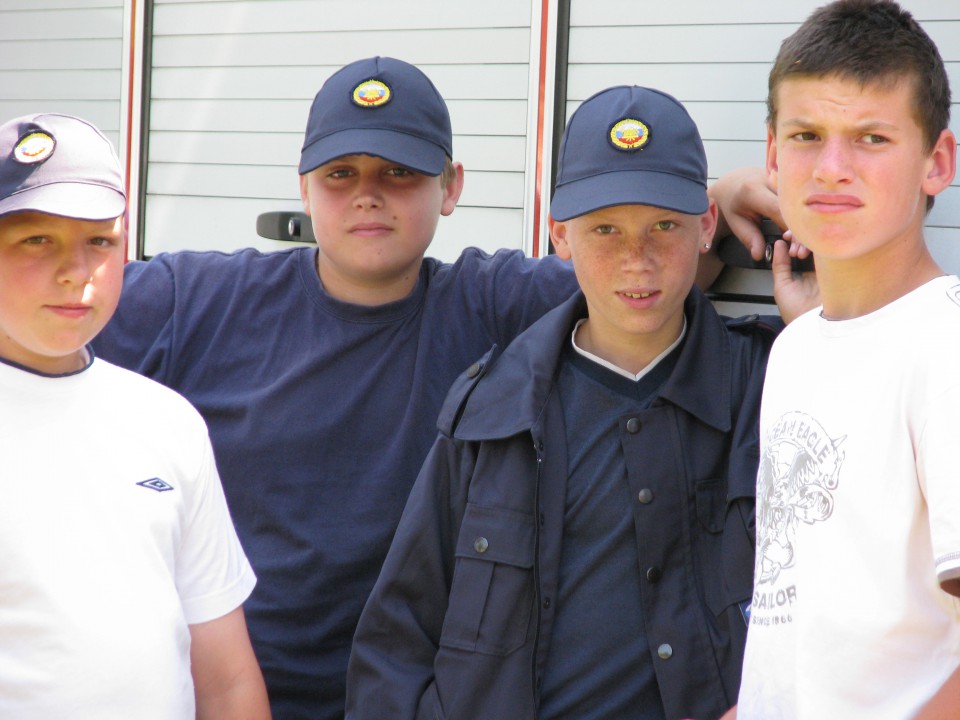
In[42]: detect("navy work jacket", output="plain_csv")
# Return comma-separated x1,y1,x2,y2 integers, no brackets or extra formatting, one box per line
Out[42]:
347,289,778,720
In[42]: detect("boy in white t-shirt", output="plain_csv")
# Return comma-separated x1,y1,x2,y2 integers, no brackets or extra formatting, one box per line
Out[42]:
725,1,960,719
0,113,271,719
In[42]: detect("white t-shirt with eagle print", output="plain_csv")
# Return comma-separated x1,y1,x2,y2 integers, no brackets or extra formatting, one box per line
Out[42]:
738,275,960,720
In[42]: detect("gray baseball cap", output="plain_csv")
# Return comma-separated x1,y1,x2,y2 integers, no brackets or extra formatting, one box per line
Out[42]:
0,113,126,221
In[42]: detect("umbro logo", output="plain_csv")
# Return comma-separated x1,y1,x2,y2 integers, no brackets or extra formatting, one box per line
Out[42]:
137,478,175,493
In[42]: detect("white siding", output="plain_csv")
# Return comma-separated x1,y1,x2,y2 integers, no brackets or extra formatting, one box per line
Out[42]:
3,0,957,285
0,0,124,148
143,0,536,259
567,0,960,312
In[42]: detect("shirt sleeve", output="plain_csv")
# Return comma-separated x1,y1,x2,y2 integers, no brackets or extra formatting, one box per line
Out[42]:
92,256,179,384
175,433,256,624
446,248,580,350
916,375,960,595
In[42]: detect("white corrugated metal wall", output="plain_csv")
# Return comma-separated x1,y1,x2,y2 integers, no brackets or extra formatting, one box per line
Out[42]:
142,0,538,259
1,0,957,282
0,0,125,148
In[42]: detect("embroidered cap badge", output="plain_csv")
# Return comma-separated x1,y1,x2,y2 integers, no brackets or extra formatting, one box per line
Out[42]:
352,79,392,108
14,131,56,164
609,118,650,151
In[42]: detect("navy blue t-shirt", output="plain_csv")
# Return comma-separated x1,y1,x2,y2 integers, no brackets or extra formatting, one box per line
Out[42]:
93,246,577,720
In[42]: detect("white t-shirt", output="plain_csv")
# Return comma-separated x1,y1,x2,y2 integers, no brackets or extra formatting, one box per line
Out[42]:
738,275,960,719
0,356,256,720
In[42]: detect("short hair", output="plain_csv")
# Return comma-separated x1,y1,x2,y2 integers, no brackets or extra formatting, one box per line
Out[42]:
767,0,951,154
439,157,457,186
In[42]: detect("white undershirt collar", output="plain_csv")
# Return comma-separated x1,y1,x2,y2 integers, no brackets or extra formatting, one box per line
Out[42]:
570,317,687,381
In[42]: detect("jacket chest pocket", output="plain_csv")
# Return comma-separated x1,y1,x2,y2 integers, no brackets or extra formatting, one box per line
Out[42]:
696,477,755,617
440,502,536,656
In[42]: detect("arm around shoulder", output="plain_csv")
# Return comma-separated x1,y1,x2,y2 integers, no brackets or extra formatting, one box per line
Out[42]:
92,255,179,376
190,606,271,720
708,166,782,262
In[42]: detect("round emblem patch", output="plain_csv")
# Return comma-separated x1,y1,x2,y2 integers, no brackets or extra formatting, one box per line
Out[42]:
609,118,650,151
14,131,56,164
352,79,391,108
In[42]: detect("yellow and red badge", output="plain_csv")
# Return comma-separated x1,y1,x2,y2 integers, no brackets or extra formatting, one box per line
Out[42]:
352,79,391,108
609,118,650,151
14,131,55,164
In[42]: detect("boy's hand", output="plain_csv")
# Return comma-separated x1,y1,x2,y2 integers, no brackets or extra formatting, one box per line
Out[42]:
772,239,820,324
709,167,785,261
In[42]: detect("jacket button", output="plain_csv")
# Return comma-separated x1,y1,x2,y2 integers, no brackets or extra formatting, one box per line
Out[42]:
543,597,551,609
645,566,662,583
657,643,673,660
637,488,654,504
473,537,488,553
626,417,641,433
466,362,483,378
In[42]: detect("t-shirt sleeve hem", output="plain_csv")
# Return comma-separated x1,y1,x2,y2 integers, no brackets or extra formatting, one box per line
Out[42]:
182,563,257,625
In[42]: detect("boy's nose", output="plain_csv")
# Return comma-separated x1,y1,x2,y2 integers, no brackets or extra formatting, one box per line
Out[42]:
57,245,93,286
619,237,654,271
353,177,385,209
813,138,854,185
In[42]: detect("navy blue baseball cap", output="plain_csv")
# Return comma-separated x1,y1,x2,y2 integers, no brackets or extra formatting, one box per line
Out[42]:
299,56,453,177
550,85,708,221
0,113,126,221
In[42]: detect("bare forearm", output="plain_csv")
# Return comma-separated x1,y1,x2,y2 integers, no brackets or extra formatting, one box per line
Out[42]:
914,664,960,720
191,608,271,720
195,666,271,720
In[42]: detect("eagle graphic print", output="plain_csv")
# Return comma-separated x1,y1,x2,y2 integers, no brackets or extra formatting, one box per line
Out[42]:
753,411,846,626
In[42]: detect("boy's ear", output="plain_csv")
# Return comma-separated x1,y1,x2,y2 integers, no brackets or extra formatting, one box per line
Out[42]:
765,125,780,193
441,162,465,217
921,128,957,198
549,216,572,260
699,199,719,253
299,173,312,215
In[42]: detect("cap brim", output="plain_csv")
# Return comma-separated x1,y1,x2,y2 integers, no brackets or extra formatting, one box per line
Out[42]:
550,170,708,222
299,128,447,176
0,182,125,221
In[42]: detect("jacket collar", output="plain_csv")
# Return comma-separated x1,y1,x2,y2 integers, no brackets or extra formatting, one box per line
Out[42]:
453,288,732,441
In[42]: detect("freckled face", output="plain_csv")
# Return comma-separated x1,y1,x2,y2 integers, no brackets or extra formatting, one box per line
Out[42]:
0,211,125,374
299,154,462,304
551,202,715,367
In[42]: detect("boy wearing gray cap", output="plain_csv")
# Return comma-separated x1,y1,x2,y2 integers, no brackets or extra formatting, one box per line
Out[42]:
345,86,779,720
0,113,269,719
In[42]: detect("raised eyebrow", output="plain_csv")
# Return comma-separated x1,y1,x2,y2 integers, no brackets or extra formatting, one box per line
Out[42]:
778,116,815,128
856,121,899,135
778,117,822,135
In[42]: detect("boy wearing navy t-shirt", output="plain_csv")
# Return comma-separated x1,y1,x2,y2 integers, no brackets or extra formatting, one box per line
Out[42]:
93,56,580,719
